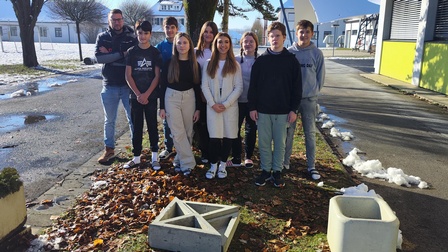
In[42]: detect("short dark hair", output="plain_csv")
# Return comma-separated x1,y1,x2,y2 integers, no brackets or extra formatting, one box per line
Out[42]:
267,21,286,36
135,20,152,33
296,20,314,31
163,16,178,28
109,9,122,17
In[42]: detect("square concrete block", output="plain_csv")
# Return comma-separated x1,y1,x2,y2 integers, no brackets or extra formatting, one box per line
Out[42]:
149,197,240,252
327,195,400,252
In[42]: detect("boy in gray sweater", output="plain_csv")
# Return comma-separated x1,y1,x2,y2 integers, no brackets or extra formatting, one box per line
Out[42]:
283,20,325,180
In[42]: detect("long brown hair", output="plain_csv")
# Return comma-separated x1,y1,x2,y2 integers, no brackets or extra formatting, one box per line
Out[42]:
239,31,259,63
195,21,218,58
206,32,238,79
168,33,200,84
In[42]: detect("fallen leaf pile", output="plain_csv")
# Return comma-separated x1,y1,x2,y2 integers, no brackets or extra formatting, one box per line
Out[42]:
42,148,354,251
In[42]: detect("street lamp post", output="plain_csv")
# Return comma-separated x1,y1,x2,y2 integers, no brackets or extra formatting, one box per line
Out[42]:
332,23,339,57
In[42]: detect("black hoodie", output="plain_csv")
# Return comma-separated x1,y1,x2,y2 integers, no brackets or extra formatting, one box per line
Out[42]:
248,48,302,114
95,25,137,86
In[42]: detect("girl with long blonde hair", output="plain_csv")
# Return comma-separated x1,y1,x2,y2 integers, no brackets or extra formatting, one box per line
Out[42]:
201,32,243,179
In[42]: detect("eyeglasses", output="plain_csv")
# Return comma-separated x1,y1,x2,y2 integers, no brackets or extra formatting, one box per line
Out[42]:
110,18,123,22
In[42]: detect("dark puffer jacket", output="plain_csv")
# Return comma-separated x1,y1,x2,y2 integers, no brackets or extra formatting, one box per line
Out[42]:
95,26,137,86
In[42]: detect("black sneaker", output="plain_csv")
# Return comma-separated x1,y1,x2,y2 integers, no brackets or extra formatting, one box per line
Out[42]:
255,170,272,186
272,171,285,188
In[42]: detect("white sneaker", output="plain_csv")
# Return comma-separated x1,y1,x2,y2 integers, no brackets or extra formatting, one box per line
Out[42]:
283,164,290,170
124,156,140,169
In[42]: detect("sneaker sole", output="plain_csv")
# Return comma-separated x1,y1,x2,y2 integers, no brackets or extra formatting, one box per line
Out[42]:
273,182,285,188
255,176,272,186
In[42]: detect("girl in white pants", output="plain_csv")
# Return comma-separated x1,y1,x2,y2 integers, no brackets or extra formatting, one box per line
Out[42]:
159,33,201,176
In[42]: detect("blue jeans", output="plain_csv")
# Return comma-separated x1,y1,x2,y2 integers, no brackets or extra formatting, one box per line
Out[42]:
284,96,318,168
258,113,288,172
100,85,132,149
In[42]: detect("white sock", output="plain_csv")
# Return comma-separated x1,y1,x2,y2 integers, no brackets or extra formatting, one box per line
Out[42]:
152,152,158,162
132,156,141,163
210,163,217,171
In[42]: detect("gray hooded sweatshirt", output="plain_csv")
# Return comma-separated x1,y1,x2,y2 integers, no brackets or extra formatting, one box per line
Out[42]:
288,41,325,98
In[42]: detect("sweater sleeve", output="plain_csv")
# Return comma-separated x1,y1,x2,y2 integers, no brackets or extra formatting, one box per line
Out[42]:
160,60,170,110
222,65,243,108
316,50,325,91
290,57,302,112
201,61,216,107
247,60,259,111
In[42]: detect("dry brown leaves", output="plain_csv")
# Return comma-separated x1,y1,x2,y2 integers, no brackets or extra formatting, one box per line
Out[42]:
44,157,343,251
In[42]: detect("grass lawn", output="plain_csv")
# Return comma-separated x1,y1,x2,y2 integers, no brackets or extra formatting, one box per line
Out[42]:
44,119,357,251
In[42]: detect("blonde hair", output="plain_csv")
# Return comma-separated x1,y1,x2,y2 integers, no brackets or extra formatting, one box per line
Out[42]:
168,33,200,84
239,31,259,63
195,21,218,58
206,32,238,79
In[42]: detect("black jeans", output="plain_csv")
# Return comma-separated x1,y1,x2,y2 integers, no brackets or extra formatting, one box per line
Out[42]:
197,100,210,159
130,98,158,156
231,102,257,161
209,138,232,164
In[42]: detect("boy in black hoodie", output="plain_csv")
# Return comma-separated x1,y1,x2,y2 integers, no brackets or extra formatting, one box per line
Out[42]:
248,22,302,187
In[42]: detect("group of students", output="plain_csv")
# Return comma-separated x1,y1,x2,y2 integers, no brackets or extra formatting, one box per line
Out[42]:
95,9,325,187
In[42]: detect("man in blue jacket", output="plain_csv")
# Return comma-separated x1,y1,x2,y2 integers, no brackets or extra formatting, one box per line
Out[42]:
95,9,137,164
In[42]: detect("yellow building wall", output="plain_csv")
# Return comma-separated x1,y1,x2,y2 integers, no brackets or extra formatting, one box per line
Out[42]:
420,43,448,95
379,41,416,84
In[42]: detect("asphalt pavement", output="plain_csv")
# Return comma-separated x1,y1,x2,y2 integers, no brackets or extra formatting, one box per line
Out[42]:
321,58,448,252
22,49,448,251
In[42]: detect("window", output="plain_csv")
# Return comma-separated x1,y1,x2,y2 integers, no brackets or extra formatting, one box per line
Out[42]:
352,30,358,36
10,27,18,36
0,26,2,36
435,0,448,40
390,0,421,40
324,31,332,37
180,18,184,26
366,29,373,35
55,27,62,37
39,27,48,37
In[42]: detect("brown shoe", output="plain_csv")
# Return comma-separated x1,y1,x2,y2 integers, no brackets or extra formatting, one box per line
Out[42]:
98,147,114,164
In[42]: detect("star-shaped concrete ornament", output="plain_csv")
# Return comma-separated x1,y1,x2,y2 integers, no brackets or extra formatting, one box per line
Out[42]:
149,197,240,252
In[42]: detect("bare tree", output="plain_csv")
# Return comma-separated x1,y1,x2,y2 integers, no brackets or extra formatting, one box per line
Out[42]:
119,0,153,27
10,0,47,67
47,0,107,61
81,22,103,44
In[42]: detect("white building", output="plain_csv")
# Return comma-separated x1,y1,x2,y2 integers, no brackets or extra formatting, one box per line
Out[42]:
0,1,109,44
149,0,186,44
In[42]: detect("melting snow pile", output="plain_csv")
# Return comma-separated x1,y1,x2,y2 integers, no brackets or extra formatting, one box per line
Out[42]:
319,113,353,141
343,148,429,189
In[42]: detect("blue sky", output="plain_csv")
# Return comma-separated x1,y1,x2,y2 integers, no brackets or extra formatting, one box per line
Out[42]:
103,0,380,29
0,0,380,30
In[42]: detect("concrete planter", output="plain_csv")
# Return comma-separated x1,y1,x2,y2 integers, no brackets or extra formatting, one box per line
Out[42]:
149,197,240,252
0,186,27,242
327,195,399,252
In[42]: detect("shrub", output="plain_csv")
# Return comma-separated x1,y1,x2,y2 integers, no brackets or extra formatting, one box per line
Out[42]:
0,167,23,199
